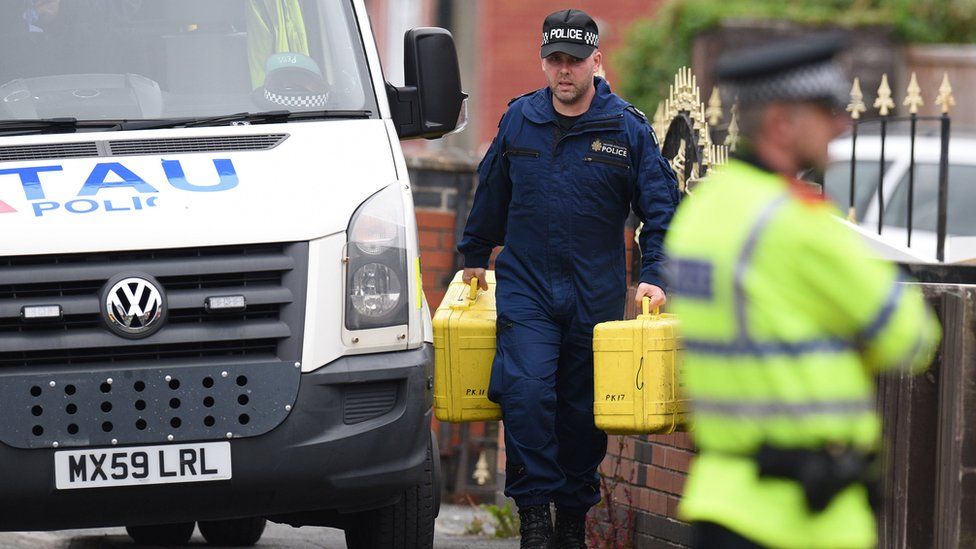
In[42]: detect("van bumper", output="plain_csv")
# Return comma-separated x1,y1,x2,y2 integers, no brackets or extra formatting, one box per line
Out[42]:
0,345,434,531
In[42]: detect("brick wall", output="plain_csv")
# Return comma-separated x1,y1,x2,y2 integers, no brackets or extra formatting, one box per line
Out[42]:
596,433,695,547
409,153,503,501
477,0,668,151
409,153,478,309
416,209,457,309
364,0,668,153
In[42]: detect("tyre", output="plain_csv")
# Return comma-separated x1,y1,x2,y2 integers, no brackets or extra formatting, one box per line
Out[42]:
125,522,195,545
344,435,438,549
199,516,267,546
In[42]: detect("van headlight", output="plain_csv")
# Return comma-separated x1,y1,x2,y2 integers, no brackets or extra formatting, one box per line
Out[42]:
346,185,408,330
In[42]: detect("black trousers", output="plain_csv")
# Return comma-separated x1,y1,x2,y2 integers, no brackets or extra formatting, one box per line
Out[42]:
691,522,766,549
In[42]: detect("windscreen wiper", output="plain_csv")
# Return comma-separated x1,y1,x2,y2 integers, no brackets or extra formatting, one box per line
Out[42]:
0,110,373,134
0,117,124,134
188,109,372,127
117,109,373,130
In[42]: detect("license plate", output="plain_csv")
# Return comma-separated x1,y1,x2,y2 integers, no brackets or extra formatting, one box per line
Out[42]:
55,442,231,490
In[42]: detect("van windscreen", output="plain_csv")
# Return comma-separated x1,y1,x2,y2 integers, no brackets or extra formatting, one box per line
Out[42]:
0,0,375,121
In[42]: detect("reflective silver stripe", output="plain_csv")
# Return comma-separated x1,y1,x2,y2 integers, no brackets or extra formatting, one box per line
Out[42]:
891,308,936,372
686,194,855,357
685,337,854,356
687,193,877,358
855,277,905,347
667,258,714,299
893,334,924,372
692,398,875,418
734,195,790,339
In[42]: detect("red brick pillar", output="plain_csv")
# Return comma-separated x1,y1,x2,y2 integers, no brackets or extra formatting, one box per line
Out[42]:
416,210,457,309
410,153,504,502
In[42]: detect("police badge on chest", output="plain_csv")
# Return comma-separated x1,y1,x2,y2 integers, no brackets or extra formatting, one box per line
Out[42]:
590,138,629,160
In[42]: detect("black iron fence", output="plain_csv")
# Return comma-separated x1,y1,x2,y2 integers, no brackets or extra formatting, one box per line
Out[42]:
844,73,956,261
652,68,959,263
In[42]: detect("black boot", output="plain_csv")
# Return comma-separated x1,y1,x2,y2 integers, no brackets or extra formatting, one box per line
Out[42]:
518,504,552,549
552,509,586,549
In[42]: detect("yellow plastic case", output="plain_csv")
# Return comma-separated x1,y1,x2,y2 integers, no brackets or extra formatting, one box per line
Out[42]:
432,271,502,422
593,298,688,435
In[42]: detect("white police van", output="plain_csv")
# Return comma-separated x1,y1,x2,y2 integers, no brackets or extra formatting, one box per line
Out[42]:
0,1,464,547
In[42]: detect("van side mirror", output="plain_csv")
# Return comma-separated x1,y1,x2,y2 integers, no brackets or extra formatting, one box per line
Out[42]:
387,27,467,140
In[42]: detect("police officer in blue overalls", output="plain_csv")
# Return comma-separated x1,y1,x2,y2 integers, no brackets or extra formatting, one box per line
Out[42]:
458,9,678,549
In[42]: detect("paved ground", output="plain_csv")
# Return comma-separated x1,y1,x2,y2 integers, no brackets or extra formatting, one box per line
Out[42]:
0,505,518,549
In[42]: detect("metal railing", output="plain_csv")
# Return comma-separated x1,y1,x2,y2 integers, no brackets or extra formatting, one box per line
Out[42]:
652,68,732,196
846,72,956,261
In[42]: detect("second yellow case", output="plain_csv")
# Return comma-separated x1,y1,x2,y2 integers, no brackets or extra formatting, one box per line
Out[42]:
593,299,688,435
432,270,502,422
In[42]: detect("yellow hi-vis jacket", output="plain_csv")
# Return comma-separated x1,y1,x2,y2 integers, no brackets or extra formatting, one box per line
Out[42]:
246,0,310,88
666,159,941,548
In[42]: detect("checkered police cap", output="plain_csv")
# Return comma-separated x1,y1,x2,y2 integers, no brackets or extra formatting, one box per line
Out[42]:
261,52,329,110
715,32,850,109
264,89,329,109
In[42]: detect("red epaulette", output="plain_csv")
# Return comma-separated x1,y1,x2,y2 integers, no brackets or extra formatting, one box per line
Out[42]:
787,177,827,205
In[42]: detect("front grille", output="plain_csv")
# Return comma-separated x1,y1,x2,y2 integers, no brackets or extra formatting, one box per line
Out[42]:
0,340,278,368
0,243,307,368
343,382,399,424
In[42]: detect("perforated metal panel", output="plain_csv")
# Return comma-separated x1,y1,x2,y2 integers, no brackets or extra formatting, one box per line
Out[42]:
0,360,300,449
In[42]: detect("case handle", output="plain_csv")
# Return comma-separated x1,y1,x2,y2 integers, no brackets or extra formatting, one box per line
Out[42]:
641,296,660,317
469,277,480,301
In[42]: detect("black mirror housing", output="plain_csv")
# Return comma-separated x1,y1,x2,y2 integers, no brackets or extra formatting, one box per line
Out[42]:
388,27,467,140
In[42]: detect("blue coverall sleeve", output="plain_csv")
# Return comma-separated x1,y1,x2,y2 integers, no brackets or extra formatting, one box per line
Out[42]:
457,113,513,269
631,123,677,290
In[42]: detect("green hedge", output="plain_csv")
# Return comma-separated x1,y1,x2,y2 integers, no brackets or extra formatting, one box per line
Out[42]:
617,0,976,114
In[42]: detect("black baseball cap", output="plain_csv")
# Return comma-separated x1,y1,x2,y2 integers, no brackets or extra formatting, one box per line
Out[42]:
541,9,599,59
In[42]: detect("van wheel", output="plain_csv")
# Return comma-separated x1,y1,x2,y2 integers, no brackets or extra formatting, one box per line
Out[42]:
344,436,437,549
199,517,267,546
125,522,195,545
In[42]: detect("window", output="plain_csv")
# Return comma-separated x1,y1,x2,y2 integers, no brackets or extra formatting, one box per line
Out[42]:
823,160,890,222
884,164,976,236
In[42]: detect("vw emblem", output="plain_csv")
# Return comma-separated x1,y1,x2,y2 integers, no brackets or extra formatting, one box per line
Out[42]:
102,275,166,338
